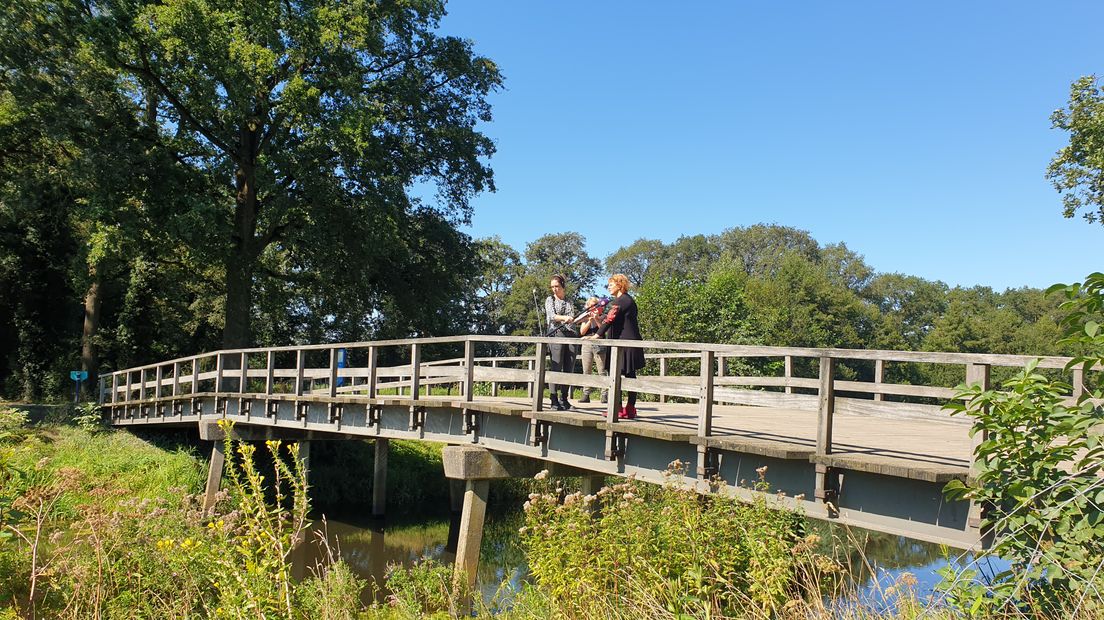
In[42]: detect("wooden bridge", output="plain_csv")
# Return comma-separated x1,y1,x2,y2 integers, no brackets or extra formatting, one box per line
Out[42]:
98,335,1096,583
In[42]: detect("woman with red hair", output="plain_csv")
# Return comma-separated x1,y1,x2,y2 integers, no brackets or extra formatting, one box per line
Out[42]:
588,273,645,419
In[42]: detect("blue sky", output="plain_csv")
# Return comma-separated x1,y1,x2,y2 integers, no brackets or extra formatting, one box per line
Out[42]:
438,1,1104,290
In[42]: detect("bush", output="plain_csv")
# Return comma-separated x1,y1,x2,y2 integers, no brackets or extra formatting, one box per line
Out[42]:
519,464,836,618
941,272,1104,614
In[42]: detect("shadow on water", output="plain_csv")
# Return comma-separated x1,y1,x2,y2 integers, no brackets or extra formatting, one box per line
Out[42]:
291,508,528,606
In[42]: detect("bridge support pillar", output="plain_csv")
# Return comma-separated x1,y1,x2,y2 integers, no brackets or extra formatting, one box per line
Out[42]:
203,440,226,510
442,446,592,594
373,438,389,517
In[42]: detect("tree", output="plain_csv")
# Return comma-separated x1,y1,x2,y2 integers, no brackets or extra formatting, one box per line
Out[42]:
492,232,602,337
647,234,721,283
716,224,820,279
1048,75,1104,224
81,0,502,347
604,238,662,288
469,236,523,335
863,273,949,350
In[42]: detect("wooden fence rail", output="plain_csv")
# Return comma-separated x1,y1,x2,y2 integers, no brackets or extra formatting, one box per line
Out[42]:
100,335,1101,473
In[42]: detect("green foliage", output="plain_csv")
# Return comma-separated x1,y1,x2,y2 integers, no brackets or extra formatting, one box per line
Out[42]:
941,273,1104,611
1048,75,1104,225
71,402,104,433
384,558,465,618
637,267,757,347
520,467,835,618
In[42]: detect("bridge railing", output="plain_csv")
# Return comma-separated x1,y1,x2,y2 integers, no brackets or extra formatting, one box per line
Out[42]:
99,336,1100,474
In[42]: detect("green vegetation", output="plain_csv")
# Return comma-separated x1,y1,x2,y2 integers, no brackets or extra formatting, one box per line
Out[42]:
939,273,1104,617
4,403,1104,618
519,467,831,618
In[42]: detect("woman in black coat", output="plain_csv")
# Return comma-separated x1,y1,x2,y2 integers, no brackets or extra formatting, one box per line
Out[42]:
589,273,645,419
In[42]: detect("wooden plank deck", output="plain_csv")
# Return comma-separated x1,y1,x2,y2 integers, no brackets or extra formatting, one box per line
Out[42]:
410,394,972,481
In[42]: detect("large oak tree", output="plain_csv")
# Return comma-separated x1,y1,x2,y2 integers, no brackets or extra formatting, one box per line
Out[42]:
83,0,502,347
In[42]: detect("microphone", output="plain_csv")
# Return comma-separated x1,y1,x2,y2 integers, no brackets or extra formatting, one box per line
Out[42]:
571,296,610,323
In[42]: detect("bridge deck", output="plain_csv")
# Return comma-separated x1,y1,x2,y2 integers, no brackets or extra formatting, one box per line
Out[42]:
408,395,971,482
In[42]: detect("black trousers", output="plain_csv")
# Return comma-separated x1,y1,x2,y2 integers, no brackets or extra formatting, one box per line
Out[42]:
549,347,576,401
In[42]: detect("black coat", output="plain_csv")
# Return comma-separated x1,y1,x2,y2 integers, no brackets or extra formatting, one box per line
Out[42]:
596,294,646,374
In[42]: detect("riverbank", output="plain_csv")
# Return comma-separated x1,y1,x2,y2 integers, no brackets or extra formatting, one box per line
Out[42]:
1,408,1096,619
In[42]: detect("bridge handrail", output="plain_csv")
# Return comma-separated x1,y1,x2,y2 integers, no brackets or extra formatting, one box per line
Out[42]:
100,334,1104,496
99,334,1082,375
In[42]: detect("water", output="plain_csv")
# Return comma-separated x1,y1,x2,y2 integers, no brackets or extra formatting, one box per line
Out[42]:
294,509,1001,610
292,510,528,605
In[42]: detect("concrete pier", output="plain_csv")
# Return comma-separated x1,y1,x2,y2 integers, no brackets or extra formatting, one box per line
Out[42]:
373,438,389,516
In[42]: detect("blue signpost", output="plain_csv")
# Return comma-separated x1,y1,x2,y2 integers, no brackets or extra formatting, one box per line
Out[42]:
336,348,347,387
70,370,88,403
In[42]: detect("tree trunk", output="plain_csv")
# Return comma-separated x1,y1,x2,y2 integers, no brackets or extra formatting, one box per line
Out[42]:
222,126,261,349
81,263,102,398
223,254,253,348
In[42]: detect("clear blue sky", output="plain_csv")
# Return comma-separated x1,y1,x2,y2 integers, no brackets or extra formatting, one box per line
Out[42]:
438,1,1104,290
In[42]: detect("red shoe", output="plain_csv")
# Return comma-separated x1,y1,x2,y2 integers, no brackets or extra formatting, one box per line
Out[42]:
618,406,637,420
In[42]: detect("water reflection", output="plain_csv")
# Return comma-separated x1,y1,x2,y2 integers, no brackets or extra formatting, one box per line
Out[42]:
292,511,528,604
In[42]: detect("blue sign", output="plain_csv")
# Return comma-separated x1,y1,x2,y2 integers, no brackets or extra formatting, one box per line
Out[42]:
336,348,347,387
70,370,89,381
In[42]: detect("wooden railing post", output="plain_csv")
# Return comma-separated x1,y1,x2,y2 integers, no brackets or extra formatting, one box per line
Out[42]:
965,362,991,529
214,353,225,393
659,356,668,403
490,360,499,397
716,355,725,378
697,350,716,479
265,351,275,395
154,366,163,399
606,346,622,424
527,359,535,399
111,373,119,405
172,362,181,397
240,352,248,394
815,356,838,516
139,368,147,401
367,346,378,398
295,350,305,396
191,358,199,395
784,355,794,394
1072,366,1086,400
410,343,421,400
816,357,836,456
532,343,547,412
463,340,475,402
328,348,339,398
873,358,885,402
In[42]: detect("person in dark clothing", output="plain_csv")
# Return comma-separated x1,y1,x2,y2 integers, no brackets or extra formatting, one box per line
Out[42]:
544,274,577,410
587,273,645,419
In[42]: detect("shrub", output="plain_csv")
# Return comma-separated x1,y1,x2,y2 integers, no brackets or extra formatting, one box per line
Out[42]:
941,272,1104,613
520,465,834,618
